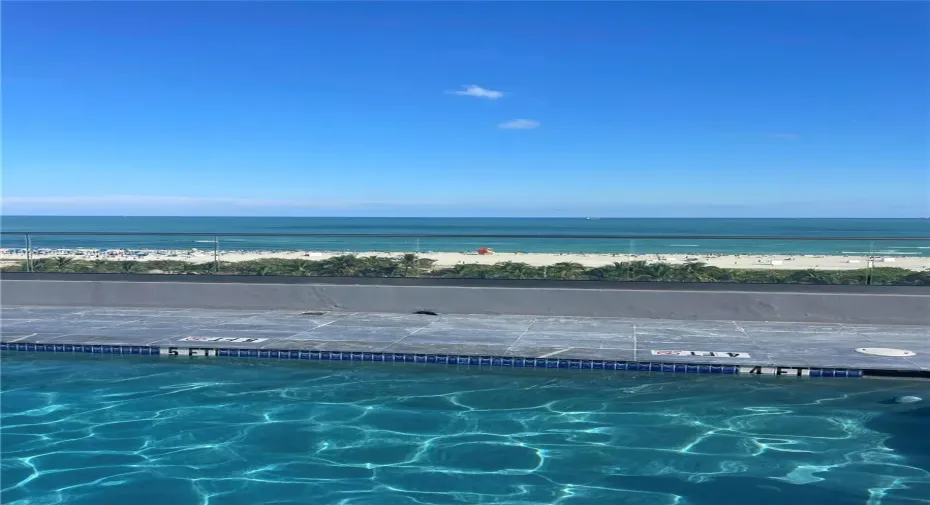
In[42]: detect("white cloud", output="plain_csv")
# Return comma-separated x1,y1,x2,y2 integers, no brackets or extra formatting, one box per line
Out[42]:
448,85,504,100
497,119,540,130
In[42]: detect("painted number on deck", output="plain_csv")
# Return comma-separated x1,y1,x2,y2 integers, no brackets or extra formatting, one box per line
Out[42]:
180,337,268,343
160,347,217,357
739,366,810,376
651,350,751,358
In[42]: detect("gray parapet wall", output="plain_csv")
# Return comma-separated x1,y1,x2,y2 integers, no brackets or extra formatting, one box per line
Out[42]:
1,274,928,324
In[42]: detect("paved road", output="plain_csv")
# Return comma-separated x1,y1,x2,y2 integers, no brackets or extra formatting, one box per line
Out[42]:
1,306,927,372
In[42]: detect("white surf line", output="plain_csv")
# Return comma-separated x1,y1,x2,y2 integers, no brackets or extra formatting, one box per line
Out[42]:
537,348,572,358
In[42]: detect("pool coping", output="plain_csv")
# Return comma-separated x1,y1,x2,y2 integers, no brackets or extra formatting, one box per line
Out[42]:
4,305,927,379
4,277,929,324
3,341,904,379
0,342,869,378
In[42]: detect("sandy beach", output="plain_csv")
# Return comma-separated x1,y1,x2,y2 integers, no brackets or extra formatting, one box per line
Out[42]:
2,248,928,271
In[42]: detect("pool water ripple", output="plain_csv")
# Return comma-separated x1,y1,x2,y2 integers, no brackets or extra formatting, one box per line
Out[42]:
1,355,928,505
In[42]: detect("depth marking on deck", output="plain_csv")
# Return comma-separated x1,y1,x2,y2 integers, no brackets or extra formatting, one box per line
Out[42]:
651,350,751,358
161,347,219,357
739,366,811,376
179,336,268,343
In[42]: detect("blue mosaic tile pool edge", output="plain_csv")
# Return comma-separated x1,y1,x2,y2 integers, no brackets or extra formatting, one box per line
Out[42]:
0,341,866,378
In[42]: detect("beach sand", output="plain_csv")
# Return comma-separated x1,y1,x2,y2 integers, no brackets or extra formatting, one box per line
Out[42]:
2,249,928,271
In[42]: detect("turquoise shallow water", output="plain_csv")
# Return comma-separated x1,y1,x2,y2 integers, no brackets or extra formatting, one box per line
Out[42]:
2,216,929,255
2,355,930,505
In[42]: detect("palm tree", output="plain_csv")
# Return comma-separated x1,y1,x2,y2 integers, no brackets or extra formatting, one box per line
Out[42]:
255,264,278,276
491,261,541,280
621,261,652,281
639,262,674,281
30,258,54,272
52,256,75,272
400,253,418,277
86,259,108,273
672,261,718,282
584,262,628,281
290,259,319,276
438,263,493,279
319,255,362,277
357,256,398,277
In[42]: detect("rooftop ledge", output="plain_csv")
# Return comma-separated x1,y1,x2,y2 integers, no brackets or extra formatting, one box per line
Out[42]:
2,273,929,326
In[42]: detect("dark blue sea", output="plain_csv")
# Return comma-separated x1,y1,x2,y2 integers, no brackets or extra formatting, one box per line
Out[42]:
2,216,929,255
2,355,929,505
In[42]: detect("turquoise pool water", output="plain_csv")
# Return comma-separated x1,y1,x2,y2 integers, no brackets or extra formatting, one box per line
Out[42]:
2,355,928,505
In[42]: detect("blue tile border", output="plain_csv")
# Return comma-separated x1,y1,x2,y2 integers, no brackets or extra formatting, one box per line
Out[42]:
0,342,161,355
0,341,869,377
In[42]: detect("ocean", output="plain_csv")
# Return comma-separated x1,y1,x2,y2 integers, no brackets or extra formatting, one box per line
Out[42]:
2,216,929,256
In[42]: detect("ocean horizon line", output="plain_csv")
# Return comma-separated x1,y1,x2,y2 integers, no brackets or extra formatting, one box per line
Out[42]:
3,215,928,220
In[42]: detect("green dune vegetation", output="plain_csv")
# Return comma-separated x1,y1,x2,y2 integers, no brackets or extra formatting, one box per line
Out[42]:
2,254,928,286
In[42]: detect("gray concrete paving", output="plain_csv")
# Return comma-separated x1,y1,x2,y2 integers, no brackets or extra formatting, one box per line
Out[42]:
1,306,928,371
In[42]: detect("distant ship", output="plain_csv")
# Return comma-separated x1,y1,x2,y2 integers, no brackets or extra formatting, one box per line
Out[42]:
585,217,601,220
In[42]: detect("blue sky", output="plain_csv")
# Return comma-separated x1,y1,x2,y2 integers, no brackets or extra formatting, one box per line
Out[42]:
2,1,928,217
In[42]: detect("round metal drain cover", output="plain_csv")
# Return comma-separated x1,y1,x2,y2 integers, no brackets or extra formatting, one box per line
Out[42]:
855,347,916,357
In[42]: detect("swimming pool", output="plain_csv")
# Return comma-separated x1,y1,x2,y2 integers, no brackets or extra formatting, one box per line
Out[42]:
2,355,928,505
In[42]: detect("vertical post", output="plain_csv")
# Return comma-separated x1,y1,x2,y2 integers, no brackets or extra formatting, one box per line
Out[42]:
213,235,220,274
626,239,635,281
25,233,33,272
866,240,874,286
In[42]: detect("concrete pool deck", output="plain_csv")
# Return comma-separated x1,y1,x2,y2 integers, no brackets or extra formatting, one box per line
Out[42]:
1,305,927,377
